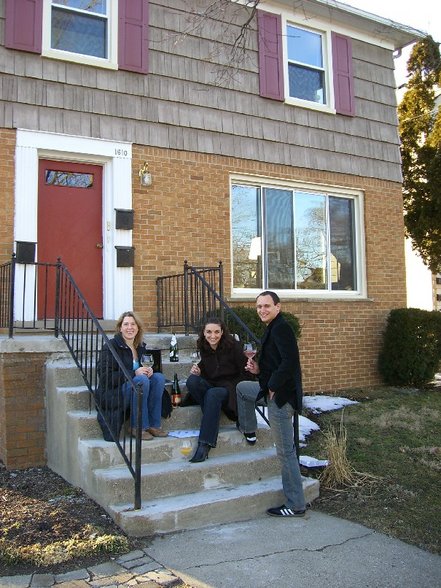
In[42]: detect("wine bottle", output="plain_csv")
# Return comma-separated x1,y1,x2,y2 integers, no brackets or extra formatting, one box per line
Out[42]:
170,333,179,362
172,373,181,407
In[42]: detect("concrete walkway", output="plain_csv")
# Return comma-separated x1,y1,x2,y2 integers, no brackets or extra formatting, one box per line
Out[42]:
1,511,441,587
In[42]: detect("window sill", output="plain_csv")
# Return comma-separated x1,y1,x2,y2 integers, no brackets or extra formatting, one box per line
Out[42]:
42,49,118,70
284,98,336,115
231,290,370,302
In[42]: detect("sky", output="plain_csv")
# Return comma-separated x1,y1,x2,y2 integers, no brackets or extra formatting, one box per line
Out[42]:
341,0,441,87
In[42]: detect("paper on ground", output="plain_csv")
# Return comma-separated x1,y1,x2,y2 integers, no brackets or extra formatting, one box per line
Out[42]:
168,430,200,438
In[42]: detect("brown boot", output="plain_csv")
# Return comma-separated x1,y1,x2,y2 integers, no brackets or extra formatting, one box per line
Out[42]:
148,427,168,437
129,428,153,440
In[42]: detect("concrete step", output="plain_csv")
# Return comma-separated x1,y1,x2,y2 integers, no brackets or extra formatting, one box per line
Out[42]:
65,404,243,442
46,340,196,385
56,385,91,411
89,447,281,505
67,409,102,439
47,356,85,387
77,423,274,470
109,476,319,536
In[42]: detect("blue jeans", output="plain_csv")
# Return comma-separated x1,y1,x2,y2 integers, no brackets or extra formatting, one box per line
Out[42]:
186,374,228,447
122,373,165,430
236,380,265,434
236,380,305,511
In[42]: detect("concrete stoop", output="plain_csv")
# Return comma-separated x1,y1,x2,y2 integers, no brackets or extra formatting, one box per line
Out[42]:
45,352,320,537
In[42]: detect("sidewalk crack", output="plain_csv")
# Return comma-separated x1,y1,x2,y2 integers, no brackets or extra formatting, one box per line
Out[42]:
176,531,374,571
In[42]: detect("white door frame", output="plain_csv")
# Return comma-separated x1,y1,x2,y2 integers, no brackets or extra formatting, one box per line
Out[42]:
15,129,133,320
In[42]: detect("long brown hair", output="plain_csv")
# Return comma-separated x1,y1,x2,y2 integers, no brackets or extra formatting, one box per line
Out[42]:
197,317,234,353
115,311,144,348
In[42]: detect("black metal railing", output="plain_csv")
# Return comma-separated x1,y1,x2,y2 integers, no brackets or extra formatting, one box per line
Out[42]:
0,255,144,509
157,260,259,343
0,257,13,333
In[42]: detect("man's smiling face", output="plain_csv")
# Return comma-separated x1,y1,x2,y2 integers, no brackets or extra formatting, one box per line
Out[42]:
256,294,281,325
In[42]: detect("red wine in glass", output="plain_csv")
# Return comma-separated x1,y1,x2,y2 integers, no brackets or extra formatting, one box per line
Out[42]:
243,343,257,359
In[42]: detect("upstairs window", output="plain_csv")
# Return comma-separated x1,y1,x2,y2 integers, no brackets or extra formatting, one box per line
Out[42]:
258,9,355,115
49,0,109,59
5,0,149,73
43,0,116,66
287,24,326,105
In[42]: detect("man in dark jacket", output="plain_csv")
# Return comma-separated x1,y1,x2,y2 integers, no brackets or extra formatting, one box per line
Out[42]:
236,291,306,517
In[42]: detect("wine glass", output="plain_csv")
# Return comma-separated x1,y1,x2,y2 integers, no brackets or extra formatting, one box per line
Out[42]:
243,342,257,360
190,351,200,365
141,354,154,368
180,439,192,458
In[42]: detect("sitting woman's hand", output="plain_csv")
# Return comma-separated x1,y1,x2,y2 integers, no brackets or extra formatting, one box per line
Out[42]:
190,364,201,376
136,366,154,378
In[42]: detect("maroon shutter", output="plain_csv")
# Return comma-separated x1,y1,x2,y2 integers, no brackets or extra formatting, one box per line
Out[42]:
5,0,43,53
118,0,149,73
258,10,284,101
332,32,355,116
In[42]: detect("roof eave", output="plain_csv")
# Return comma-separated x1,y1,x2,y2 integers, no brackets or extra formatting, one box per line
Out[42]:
272,0,427,49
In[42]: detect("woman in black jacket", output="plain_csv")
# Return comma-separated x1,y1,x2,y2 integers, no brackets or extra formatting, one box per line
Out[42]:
95,311,166,442
185,317,249,462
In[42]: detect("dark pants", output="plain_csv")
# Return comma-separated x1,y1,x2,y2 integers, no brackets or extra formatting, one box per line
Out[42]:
186,374,228,447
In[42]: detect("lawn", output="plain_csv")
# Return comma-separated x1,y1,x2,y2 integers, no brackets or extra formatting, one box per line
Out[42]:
304,385,441,554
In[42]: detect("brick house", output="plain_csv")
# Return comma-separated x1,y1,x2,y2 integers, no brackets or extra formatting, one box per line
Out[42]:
0,0,424,468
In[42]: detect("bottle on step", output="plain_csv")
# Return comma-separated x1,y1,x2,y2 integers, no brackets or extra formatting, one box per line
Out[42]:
172,373,182,408
169,333,179,363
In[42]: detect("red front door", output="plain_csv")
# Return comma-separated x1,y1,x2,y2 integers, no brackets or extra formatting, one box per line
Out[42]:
38,160,103,318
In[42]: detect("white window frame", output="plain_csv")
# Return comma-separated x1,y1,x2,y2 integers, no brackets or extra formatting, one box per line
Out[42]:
283,17,335,114
230,174,366,300
42,0,118,70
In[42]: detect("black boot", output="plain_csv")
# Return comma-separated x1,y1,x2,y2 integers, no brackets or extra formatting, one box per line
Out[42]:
189,442,210,463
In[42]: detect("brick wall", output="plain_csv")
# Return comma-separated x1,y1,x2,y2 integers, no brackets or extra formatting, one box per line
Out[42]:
131,146,407,394
0,129,16,264
0,352,48,468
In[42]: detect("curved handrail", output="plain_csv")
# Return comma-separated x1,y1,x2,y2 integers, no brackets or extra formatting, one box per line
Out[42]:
0,256,143,509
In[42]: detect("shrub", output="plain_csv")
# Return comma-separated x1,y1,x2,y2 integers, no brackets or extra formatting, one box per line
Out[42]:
378,307,441,386
227,306,301,341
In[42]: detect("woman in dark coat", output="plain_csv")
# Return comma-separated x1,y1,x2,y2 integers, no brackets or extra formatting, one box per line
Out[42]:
95,311,166,442
185,317,249,462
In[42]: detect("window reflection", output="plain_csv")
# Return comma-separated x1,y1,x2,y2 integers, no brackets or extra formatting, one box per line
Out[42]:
232,185,262,288
287,26,323,67
264,188,295,289
295,193,326,289
231,182,358,293
288,64,325,103
287,25,326,104
45,170,94,188
53,1,107,15
51,1,108,58
329,197,356,290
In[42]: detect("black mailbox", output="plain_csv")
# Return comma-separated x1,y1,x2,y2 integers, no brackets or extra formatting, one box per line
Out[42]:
115,209,134,230
115,246,135,267
15,241,36,264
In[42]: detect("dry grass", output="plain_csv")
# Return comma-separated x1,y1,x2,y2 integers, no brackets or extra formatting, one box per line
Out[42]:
319,412,379,490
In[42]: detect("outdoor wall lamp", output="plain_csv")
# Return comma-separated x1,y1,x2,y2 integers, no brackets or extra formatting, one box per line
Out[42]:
139,162,152,187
